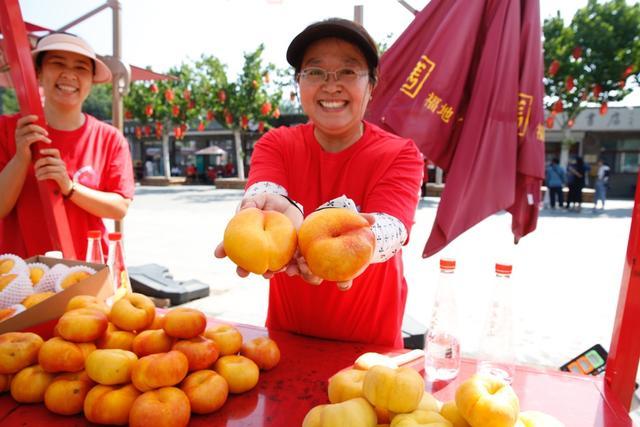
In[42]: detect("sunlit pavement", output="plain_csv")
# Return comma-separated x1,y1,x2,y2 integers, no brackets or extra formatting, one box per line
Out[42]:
123,185,633,372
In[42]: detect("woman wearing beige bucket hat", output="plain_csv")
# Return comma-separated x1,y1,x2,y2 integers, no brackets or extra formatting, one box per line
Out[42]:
0,32,135,258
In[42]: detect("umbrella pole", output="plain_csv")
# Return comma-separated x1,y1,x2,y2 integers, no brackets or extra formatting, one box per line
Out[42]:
605,168,640,409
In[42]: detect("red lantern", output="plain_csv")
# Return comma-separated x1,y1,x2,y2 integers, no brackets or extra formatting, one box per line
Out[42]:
258,121,265,133
188,100,195,110
206,110,214,121
263,72,270,84
164,89,175,103
134,126,142,139
593,84,602,99
124,110,133,120
144,125,151,137
241,115,249,129
225,112,233,126
553,100,563,114
149,83,158,93
599,102,608,116
571,46,582,60
548,59,560,77
155,121,163,138
260,102,271,116
218,90,227,103
144,105,154,117
623,65,634,78
198,121,205,131
272,107,281,119
545,116,554,129
172,105,180,117
567,119,575,128
181,123,187,133
174,127,181,139
565,75,574,91
183,89,191,101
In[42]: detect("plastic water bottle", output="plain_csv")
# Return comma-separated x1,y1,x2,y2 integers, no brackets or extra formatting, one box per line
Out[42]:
424,258,461,381
85,230,105,264
477,262,516,384
106,232,132,304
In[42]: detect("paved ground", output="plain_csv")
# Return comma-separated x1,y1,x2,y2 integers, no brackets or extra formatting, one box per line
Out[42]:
121,185,634,373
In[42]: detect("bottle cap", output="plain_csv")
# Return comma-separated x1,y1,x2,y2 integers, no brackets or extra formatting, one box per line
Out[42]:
495,263,512,275
108,232,122,241
87,230,101,239
440,258,456,271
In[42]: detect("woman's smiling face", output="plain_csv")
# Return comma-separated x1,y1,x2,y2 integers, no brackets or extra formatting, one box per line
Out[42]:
298,37,373,143
38,50,93,111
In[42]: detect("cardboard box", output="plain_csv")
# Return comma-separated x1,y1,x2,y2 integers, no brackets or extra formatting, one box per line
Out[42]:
0,256,113,334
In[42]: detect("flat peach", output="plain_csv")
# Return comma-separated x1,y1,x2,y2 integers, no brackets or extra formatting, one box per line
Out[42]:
131,350,189,392
213,355,259,394
39,337,96,373
162,307,206,339
180,369,229,414
96,323,136,351
109,293,156,331
85,349,138,385
10,364,55,403
65,295,110,315
44,370,94,415
57,307,108,343
146,313,164,330
132,329,174,357
204,324,243,355
172,336,219,371
0,332,44,374
21,291,55,308
84,384,141,425
129,386,190,427
241,336,280,370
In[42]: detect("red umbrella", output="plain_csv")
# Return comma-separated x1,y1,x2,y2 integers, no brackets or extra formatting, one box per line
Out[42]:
367,0,545,257
507,0,546,243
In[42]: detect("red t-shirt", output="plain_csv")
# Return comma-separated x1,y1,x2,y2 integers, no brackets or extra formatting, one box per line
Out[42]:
248,121,423,347
0,114,135,258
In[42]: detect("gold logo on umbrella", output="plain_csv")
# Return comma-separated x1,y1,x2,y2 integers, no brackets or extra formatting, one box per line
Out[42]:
401,55,435,99
517,93,533,137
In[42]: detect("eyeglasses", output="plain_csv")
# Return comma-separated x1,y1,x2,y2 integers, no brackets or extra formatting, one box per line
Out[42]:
298,67,369,84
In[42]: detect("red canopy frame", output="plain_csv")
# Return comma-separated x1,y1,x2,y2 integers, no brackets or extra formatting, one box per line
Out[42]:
0,0,76,258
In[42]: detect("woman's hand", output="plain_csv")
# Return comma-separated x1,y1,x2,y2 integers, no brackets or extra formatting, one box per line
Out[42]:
14,115,51,163
33,148,72,195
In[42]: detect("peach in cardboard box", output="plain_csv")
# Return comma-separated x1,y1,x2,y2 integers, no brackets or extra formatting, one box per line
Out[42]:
0,256,113,335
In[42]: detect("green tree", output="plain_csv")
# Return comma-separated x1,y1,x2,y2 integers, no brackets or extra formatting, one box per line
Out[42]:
543,0,640,153
0,88,19,115
82,84,112,120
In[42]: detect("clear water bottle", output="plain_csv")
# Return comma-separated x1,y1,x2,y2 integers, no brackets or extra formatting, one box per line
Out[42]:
85,230,104,264
107,232,132,304
424,258,461,381
477,262,516,384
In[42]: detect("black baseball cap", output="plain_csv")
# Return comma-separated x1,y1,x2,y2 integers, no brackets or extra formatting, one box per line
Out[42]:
286,18,379,73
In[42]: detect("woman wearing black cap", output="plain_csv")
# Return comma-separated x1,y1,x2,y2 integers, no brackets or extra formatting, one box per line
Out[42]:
216,18,423,347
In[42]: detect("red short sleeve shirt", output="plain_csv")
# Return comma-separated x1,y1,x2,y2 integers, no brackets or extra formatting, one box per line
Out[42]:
247,121,423,347
0,114,135,258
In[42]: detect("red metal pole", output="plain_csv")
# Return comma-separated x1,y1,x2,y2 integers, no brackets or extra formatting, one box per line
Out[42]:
605,169,640,409
0,0,76,258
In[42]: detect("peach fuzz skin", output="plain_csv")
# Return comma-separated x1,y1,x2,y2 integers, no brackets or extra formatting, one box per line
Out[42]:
162,307,207,339
84,384,141,425
44,371,94,415
109,293,156,331
38,337,96,373
129,386,191,427
131,350,189,392
0,332,44,374
180,369,229,414
56,307,109,342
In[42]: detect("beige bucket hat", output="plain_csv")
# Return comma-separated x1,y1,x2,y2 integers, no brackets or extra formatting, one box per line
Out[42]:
31,33,111,83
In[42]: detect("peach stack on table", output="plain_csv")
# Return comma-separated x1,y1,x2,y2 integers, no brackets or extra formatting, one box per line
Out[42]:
0,253,97,322
0,292,280,427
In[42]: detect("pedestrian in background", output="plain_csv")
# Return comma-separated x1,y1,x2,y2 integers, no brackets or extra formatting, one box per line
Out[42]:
566,156,585,212
545,158,565,209
593,159,610,212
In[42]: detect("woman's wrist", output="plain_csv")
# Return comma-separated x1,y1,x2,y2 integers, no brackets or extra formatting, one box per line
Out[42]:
62,181,76,199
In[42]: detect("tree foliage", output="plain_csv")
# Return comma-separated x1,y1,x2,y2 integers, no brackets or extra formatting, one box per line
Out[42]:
82,84,112,120
543,0,640,131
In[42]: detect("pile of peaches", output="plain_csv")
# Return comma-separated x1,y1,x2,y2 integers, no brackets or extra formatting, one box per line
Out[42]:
0,292,280,426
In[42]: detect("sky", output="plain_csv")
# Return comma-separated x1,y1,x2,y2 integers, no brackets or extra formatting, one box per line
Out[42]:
18,0,639,104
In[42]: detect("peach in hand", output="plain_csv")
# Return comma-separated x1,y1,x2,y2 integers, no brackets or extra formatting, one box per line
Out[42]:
109,293,156,331
131,350,189,392
241,336,280,370
44,370,94,415
213,355,259,394
132,329,174,357
223,207,297,274
204,324,243,356
172,336,219,371
10,364,55,403
0,332,44,374
180,369,229,414
39,337,95,373
455,374,519,427
57,307,109,342
85,349,138,385
163,307,206,339
84,383,141,425
129,386,191,427
298,208,375,282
